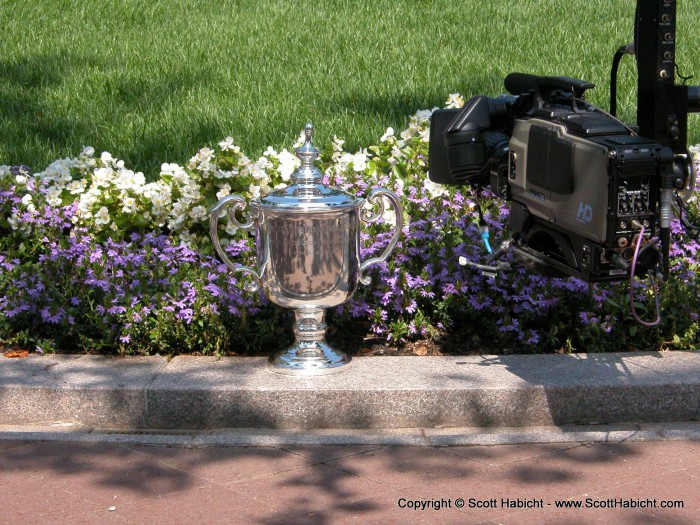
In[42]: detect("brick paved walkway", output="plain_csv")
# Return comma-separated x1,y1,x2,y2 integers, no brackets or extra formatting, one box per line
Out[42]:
1,438,698,524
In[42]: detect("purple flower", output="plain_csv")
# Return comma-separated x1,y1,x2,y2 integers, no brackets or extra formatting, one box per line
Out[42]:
177,308,194,323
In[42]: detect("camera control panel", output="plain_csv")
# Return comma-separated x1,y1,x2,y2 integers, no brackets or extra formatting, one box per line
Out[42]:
614,179,654,260
616,181,651,217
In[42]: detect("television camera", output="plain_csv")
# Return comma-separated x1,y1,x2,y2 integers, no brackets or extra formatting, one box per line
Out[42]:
428,0,700,325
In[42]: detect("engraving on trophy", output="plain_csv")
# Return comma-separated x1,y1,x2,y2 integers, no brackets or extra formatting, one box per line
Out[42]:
268,215,352,298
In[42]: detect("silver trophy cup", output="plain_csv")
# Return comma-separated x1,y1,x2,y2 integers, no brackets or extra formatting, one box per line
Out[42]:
210,124,403,375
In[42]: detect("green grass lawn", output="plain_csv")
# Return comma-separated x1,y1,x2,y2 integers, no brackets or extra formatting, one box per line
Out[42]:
1,0,698,177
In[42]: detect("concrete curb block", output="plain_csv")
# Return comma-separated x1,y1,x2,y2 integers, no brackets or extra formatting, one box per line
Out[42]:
1,352,699,431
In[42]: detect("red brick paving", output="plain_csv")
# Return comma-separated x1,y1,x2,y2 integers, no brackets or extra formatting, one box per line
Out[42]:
0,439,698,524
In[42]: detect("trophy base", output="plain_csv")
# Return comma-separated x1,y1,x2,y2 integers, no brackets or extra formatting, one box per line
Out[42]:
267,308,351,376
267,341,351,376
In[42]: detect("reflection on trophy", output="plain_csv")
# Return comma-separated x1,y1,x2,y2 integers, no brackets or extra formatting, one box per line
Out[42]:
210,123,403,375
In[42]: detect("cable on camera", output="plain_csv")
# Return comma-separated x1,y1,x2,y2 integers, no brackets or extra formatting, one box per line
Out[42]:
628,221,661,327
610,43,634,117
473,188,493,254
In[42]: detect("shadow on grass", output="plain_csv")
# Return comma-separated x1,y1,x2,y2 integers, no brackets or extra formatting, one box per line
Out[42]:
0,52,223,175
0,52,99,163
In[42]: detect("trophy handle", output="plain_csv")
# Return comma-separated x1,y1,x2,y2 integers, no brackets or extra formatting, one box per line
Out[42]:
359,188,404,285
209,195,262,291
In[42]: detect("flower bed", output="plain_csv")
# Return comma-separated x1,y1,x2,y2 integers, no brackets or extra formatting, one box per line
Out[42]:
2,97,700,356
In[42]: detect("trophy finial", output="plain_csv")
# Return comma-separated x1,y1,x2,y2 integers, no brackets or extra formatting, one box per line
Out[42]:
293,122,322,183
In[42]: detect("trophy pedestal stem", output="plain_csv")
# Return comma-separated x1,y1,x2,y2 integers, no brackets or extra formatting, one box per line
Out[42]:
267,308,351,376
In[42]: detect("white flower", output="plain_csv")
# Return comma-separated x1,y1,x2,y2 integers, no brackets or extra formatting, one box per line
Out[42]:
80,155,97,168
445,93,465,109
337,152,354,171
168,202,188,231
161,163,189,184
115,170,146,192
81,146,95,157
256,156,271,170
380,127,395,142
15,174,28,185
100,151,114,165
216,184,231,200
189,205,208,221
46,188,62,207
249,184,261,199
189,147,216,173
213,169,235,179
92,167,113,188
401,123,418,140
94,206,110,226
178,229,196,247
383,207,397,227
77,193,97,217
64,180,82,194
276,149,299,181
151,206,167,223
237,155,252,170
38,158,74,187
122,196,137,213
218,136,237,151
150,191,171,208
249,158,270,181
352,151,368,172
21,194,33,206
8,212,18,230
143,181,171,201
414,109,434,123
332,135,344,151
179,180,202,203
424,178,448,198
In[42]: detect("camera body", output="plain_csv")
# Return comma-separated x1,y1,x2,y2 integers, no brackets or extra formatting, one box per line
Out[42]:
429,0,699,283
430,77,671,281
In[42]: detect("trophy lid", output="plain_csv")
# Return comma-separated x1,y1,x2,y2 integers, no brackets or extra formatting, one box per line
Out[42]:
257,123,364,212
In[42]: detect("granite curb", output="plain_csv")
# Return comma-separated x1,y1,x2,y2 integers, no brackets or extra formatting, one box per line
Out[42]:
2,421,700,448
1,351,698,431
